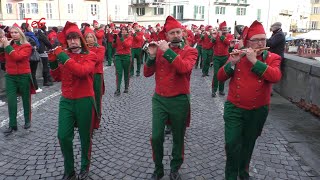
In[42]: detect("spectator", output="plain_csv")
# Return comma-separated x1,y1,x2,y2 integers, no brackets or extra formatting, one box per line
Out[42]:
267,22,285,60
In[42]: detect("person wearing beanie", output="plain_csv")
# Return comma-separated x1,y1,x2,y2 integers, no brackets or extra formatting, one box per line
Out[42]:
217,20,282,180
48,21,97,180
211,21,234,97
1,23,34,134
267,22,285,64
144,16,197,180
113,26,133,96
83,27,106,130
93,20,105,46
106,23,118,66
130,22,144,77
201,25,215,77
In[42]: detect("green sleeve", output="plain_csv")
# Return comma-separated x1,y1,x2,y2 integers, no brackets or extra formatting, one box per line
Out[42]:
220,35,226,41
4,45,14,54
57,52,70,64
224,62,234,76
49,61,59,70
251,60,268,77
163,49,178,63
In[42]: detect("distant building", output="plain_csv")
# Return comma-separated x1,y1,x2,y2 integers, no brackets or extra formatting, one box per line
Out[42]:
310,0,320,30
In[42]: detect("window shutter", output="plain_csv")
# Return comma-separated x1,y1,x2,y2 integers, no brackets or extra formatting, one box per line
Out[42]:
174,6,176,18
236,8,240,15
244,8,246,15
194,5,197,18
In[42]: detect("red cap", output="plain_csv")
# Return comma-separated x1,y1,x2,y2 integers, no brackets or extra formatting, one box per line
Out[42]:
163,16,182,33
120,24,126,28
219,21,227,30
12,23,22,30
247,20,265,40
200,24,204,28
133,22,138,27
110,23,115,28
83,27,94,37
58,21,82,46
205,25,212,31
156,23,160,27
93,20,98,25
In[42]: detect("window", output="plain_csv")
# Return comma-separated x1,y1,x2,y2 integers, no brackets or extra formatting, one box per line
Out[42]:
215,6,226,14
312,0,319,3
91,4,98,15
18,3,25,20
257,9,261,21
194,5,204,19
136,7,145,16
6,4,13,14
31,3,38,14
68,4,73,14
46,3,52,19
26,3,30,14
312,7,320,14
236,7,246,15
174,5,183,19
310,21,319,29
154,7,164,15
128,6,133,15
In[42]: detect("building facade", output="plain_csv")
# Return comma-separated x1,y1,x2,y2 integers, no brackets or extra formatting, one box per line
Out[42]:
310,0,320,30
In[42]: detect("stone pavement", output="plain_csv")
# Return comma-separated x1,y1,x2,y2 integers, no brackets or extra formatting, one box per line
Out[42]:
0,65,319,180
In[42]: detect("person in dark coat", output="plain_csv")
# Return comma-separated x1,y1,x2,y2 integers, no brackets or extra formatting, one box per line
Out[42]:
266,22,285,60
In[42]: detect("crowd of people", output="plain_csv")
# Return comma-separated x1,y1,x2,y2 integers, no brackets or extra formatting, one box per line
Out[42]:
0,16,283,180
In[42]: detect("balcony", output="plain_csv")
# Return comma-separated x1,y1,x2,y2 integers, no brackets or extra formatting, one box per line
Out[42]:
214,0,250,7
112,15,135,23
130,0,164,7
279,10,293,16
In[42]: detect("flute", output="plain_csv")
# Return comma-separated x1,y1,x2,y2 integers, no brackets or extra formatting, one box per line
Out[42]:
229,47,270,55
45,46,82,53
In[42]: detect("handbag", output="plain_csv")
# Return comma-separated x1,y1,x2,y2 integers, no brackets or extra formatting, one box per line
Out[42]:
30,47,41,62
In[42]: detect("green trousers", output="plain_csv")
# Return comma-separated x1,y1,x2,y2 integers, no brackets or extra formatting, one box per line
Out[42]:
5,74,31,128
212,55,228,92
202,49,213,75
196,45,202,68
115,54,131,91
58,96,94,175
151,93,189,176
224,101,269,180
130,48,142,76
107,42,115,66
93,74,103,129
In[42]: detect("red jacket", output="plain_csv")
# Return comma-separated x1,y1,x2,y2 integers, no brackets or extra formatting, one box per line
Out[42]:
106,30,119,43
201,34,214,50
47,31,58,45
144,44,197,97
113,35,133,55
213,33,233,56
187,30,195,47
88,43,105,74
50,51,97,99
217,51,282,110
144,32,151,42
194,33,202,46
94,29,105,46
4,42,32,75
131,31,144,48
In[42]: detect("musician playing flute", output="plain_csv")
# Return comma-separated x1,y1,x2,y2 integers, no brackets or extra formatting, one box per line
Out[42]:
217,20,282,180
48,21,97,180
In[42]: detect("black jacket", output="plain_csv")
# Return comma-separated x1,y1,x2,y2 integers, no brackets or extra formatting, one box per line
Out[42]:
36,29,53,53
267,29,285,59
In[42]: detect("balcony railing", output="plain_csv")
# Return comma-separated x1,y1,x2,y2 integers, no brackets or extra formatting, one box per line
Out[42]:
112,15,135,23
279,10,293,16
130,0,163,6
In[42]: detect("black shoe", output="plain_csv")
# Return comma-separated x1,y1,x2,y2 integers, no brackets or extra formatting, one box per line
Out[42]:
114,90,120,96
4,127,17,134
219,91,225,96
43,82,53,86
62,171,76,180
238,176,252,180
170,171,181,180
201,74,206,77
136,73,140,77
24,122,31,129
212,92,216,97
164,127,171,134
123,89,129,93
149,173,164,180
78,170,89,180
206,74,210,76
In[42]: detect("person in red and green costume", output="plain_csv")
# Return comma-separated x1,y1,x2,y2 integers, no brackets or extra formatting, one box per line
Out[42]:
211,21,233,97
49,21,97,180
217,20,282,180
106,23,118,66
130,22,144,77
201,25,215,77
84,27,106,130
93,20,105,46
1,23,34,134
144,16,197,180
113,25,133,96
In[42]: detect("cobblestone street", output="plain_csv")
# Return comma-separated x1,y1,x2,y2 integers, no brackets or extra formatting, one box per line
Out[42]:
0,65,319,180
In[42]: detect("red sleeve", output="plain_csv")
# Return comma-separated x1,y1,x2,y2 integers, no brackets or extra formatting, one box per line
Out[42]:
6,44,32,62
171,47,197,74
143,64,155,77
95,30,105,39
64,53,96,78
261,55,282,83
97,46,106,62
50,65,62,82
123,36,133,48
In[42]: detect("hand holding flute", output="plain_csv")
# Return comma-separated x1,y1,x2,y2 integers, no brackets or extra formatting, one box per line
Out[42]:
229,47,269,55
229,47,270,65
